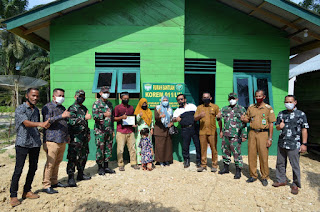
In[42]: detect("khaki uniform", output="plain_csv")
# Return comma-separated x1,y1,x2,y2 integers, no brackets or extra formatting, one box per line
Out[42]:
194,103,219,168
245,102,276,179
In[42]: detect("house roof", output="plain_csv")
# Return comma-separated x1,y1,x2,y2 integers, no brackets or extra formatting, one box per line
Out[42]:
289,54,320,78
3,0,320,53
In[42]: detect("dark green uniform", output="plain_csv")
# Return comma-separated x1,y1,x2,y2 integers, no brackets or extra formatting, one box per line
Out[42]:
67,103,90,174
92,98,114,165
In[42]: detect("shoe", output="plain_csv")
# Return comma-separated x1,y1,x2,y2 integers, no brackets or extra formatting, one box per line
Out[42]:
68,174,77,187
22,191,39,199
43,187,58,194
51,182,67,188
160,162,165,167
119,166,125,171
234,167,241,179
77,171,91,181
218,164,229,175
183,159,190,168
291,185,299,195
196,162,201,168
272,181,287,187
131,165,140,170
165,161,170,166
10,197,21,207
197,166,207,172
211,167,217,172
98,164,105,175
246,177,257,183
104,162,116,174
262,179,268,186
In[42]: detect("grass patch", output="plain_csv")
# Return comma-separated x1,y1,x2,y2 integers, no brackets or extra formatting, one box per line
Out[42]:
0,149,7,154
8,154,15,159
0,106,15,113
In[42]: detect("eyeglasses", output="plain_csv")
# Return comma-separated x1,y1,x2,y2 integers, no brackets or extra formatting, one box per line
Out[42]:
177,98,184,101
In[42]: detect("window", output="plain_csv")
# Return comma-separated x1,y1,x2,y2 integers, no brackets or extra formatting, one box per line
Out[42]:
233,60,273,109
92,53,140,94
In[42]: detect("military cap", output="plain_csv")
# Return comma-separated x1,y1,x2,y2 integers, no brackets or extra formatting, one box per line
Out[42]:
228,93,238,99
75,89,85,96
100,86,110,93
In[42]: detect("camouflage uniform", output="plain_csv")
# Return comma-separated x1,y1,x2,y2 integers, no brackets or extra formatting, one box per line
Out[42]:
92,98,114,165
67,91,90,175
221,100,247,168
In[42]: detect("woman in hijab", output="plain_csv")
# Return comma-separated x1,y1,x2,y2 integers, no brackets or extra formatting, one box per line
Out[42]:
154,96,173,166
134,98,154,165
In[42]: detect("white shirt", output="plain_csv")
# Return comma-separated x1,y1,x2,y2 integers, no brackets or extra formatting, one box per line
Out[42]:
173,103,197,118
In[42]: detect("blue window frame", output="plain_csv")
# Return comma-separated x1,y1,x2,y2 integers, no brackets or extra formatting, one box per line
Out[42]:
233,73,273,108
92,68,116,93
117,69,140,93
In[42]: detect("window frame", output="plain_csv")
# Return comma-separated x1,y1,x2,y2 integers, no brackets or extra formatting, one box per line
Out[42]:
233,73,254,107
117,69,140,93
92,67,117,93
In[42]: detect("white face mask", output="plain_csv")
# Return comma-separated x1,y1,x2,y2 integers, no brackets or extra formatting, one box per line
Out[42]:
285,103,295,110
101,93,110,99
229,99,237,106
55,96,65,105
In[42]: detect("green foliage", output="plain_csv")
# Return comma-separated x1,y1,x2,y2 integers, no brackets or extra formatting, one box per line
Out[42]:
0,106,14,112
299,0,320,13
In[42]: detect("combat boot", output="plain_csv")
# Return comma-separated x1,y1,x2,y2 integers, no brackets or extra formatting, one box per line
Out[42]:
77,170,91,181
104,162,116,174
234,166,241,179
98,164,105,175
68,174,77,187
218,163,230,175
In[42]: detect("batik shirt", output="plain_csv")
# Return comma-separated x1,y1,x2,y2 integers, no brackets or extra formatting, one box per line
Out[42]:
276,108,309,150
221,104,247,139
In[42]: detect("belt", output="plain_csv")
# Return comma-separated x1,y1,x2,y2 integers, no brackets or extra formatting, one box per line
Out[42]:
251,129,269,132
181,124,193,129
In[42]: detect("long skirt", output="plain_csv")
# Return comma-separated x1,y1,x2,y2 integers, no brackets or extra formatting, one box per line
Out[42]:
154,135,173,163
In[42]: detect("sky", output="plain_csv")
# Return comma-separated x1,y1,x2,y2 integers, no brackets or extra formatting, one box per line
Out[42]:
28,0,56,9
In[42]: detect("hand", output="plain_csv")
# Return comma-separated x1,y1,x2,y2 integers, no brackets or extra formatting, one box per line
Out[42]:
266,139,272,148
167,122,173,128
299,144,307,153
113,132,115,137
62,110,70,118
242,137,247,142
216,111,221,119
219,131,223,138
240,113,247,122
199,111,206,118
176,116,181,122
40,119,50,129
122,113,127,120
150,128,154,135
279,119,285,129
132,125,137,128
85,111,92,120
139,111,143,117
104,110,111,118
160,113,166,118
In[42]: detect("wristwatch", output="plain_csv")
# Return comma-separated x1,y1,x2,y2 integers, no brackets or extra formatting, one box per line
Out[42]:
301,143,307,146
268,138,273,141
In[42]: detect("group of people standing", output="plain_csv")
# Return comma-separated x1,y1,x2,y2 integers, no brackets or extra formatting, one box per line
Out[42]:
9,86,309,207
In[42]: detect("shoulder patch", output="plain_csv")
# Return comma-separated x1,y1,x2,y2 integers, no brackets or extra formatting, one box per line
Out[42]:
265,104,271,109
270,110,274,113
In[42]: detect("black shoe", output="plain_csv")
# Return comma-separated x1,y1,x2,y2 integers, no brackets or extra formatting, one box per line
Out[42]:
183,159,190,168
246,177,257,183
262,179,268,186
218,163,230,175
196,162,201,168
98,164,105,175
51,182,66,188
43,187,58,194
68,174,77,187
165,161,170,166
77,172,91,181
234,167,242,179
104,162,116,174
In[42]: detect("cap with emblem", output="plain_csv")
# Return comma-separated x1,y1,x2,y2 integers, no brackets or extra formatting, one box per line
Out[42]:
228,93,238,99
75,89,85,96
100,86,110,93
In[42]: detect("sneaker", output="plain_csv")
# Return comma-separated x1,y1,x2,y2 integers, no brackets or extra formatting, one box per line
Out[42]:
10,197,21,207
22,191,39,199
131,165,140,170
197,167,207,172
119,166,125,171
211,167,217,172
246,177,257,183
262,179,268,186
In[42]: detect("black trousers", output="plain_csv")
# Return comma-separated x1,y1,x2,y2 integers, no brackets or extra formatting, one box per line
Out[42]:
10,146,40,197
181,125,201,163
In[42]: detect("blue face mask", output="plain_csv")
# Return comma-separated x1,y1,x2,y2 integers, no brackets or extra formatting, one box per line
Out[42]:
162,101,169,107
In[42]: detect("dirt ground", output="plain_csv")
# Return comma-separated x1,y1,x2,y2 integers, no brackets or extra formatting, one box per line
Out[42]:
0,147,319,212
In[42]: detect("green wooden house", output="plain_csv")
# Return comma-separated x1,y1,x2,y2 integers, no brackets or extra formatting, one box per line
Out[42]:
4,0,320,161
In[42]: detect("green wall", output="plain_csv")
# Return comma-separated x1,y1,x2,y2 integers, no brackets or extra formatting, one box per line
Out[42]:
50,0,289,162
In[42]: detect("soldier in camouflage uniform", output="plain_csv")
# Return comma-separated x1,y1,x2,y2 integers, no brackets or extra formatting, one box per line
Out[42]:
217,93,247,179
92,86,116,175
67,90,92,187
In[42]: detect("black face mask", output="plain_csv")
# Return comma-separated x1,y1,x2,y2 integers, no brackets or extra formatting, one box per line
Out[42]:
141,105,148,110
179,102,185,107
76,96,85,104
203,98,210,104
122,99,129,105
26,98,34,106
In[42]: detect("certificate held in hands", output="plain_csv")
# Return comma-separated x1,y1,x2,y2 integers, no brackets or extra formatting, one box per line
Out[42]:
122,115,136,126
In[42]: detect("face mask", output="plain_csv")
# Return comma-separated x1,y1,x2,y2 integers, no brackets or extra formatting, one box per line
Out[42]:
229,99,237,106
285,103,295,110
76,96,85,104
141,105,148,110
101,93,110,99
55,96,65,105
27,98,35,106
256,98,264,104
122,99,129,105
162,101,169,107
203,98,210,104
179,102,185,107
